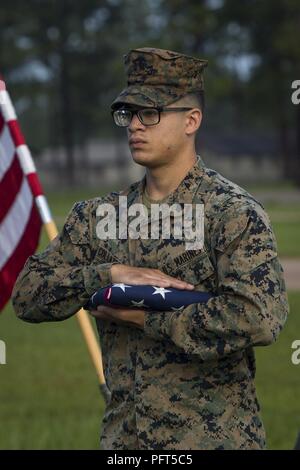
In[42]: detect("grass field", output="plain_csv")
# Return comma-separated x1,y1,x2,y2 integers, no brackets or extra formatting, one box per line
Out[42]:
0,188,299,449
263,203,300,258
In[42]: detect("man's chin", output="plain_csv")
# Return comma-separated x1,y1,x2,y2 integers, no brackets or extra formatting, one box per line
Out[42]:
130,150,155,167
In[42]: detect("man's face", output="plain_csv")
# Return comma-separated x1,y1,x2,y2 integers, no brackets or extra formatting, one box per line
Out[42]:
125,104,195,168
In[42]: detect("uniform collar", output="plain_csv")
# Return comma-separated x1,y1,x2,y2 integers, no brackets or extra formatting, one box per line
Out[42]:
134,154,206,205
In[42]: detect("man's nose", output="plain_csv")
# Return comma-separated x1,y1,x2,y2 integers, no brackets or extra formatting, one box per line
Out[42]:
128,112,145,131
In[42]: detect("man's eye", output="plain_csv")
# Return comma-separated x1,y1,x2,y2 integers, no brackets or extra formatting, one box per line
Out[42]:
142,110,157,117
120,109,131,116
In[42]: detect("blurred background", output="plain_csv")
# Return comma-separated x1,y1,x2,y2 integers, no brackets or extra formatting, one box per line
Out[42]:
0,0,300,449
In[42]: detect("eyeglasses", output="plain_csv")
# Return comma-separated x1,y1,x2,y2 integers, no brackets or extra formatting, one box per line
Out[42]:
112,107,194,127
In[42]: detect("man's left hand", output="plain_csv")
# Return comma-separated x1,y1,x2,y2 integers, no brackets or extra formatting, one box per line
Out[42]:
89,305,145,329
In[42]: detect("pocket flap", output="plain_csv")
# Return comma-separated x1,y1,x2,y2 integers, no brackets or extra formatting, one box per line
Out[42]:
163,248,216,288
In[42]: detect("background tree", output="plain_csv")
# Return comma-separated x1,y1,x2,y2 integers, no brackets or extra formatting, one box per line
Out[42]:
1,0,299,185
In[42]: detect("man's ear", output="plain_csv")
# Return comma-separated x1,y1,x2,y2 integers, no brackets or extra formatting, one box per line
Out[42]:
185,108,202,136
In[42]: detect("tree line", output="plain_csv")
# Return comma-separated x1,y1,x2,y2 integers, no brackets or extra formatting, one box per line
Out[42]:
0,0,299,185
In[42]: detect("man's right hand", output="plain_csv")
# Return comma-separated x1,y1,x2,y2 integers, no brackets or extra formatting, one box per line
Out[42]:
110,264,194,290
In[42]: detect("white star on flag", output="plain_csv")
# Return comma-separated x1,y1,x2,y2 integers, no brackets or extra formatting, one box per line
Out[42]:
112,283,131,292
152,286,172,299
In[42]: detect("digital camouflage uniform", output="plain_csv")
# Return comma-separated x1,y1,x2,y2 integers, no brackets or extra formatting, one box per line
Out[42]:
12,48,289,450
110,47,208,109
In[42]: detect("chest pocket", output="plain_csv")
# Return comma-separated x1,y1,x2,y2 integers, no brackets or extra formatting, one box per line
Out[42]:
158,241,217,292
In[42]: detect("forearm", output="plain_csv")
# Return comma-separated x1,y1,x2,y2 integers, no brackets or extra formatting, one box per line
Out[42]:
144,258,289,361
12,254,113,323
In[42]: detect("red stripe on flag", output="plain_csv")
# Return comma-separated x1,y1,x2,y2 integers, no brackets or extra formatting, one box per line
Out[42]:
0,203,42,311
0,155,23,224
27,172,44,197
7,120,25,146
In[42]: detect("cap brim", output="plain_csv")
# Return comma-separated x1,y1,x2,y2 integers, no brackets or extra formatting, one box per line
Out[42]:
111,85,186,109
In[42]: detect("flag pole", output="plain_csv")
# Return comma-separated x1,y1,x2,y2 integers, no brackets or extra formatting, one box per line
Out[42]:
42,222,110,404
0,86,110,404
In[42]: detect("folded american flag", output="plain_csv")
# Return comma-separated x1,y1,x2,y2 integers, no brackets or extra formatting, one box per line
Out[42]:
85,283,214,311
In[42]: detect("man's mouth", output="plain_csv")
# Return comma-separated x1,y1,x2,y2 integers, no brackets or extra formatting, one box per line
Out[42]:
129,139,147,147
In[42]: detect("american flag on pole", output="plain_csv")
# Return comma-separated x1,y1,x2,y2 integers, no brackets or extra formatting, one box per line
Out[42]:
0,80,109,394
0,79,46,311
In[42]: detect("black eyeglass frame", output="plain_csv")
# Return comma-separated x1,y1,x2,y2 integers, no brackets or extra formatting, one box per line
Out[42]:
111,106,194,127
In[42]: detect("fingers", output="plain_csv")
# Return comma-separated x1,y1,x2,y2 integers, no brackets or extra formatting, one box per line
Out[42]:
89,305,145,329
129,268,194,290
89,308,107,319
110,264,194,290
155,277,194,290
91,305,118,317
89,306,122,323
152,270,194,289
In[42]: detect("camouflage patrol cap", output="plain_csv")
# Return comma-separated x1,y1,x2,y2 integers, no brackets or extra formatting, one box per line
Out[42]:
111,47,208,109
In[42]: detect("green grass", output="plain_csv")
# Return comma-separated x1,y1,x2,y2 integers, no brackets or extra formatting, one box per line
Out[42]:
245,180,297,192
264,204,300,258
46,189,107,217
270,220,300,258
0,189,299,449
255,291,300,450
0,303,105,449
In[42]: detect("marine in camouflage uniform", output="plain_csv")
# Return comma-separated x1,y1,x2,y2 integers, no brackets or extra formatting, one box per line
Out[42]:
12,48,289,450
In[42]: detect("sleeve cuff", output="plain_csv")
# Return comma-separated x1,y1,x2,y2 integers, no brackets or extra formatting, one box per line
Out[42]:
144,304,202,344
82,262,115,296
143,310,176,341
